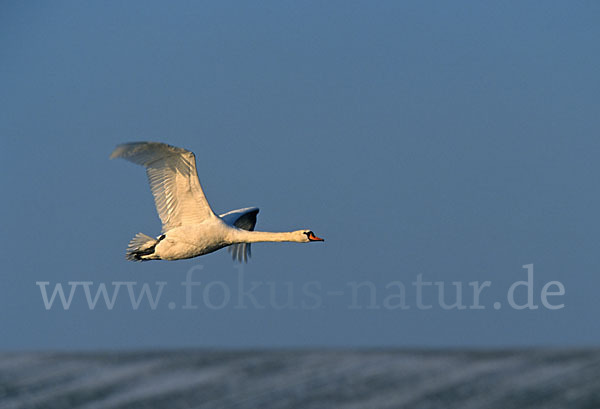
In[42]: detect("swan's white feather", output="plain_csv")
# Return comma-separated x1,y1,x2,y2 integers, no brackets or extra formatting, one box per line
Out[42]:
110,142,215,232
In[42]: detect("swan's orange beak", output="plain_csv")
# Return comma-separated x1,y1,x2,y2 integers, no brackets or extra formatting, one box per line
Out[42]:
308,232,324,242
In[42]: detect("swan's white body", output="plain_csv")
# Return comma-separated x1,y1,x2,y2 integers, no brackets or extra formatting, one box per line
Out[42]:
110,142,323,262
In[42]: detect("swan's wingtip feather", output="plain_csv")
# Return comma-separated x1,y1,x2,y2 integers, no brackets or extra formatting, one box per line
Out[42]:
109,147,123,160
109,142,147,160
110,141,191,161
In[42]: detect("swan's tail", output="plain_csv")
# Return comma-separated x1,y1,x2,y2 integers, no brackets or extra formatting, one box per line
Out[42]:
126,233,163,261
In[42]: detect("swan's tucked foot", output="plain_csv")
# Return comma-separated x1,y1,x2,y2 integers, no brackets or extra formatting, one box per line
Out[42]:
126,233,164,261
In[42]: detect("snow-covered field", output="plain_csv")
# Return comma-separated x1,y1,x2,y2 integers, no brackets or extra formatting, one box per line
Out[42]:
1,349,598,409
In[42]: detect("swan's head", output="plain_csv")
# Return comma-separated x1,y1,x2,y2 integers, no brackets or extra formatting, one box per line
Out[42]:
295,230,324,243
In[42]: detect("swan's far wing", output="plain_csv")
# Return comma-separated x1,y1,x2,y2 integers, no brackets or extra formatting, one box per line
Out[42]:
111,142,215,232
219,207,259,263
220,207,259,230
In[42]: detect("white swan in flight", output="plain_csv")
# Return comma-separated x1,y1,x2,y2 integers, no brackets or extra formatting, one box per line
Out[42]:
110,142,324,262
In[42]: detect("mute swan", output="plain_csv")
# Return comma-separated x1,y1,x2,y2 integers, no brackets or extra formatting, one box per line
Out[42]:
110,142,324,262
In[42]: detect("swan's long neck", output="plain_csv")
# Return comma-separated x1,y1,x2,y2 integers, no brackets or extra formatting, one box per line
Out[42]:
229,229,298,244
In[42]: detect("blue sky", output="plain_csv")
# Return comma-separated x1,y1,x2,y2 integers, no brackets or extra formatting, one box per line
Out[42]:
1,1,599,349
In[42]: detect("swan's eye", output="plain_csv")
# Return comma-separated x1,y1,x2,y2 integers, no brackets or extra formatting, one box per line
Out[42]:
304,231,313,238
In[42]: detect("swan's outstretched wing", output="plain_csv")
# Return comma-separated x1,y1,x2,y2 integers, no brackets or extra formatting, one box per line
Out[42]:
110,142,215,232
220,207,259,263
